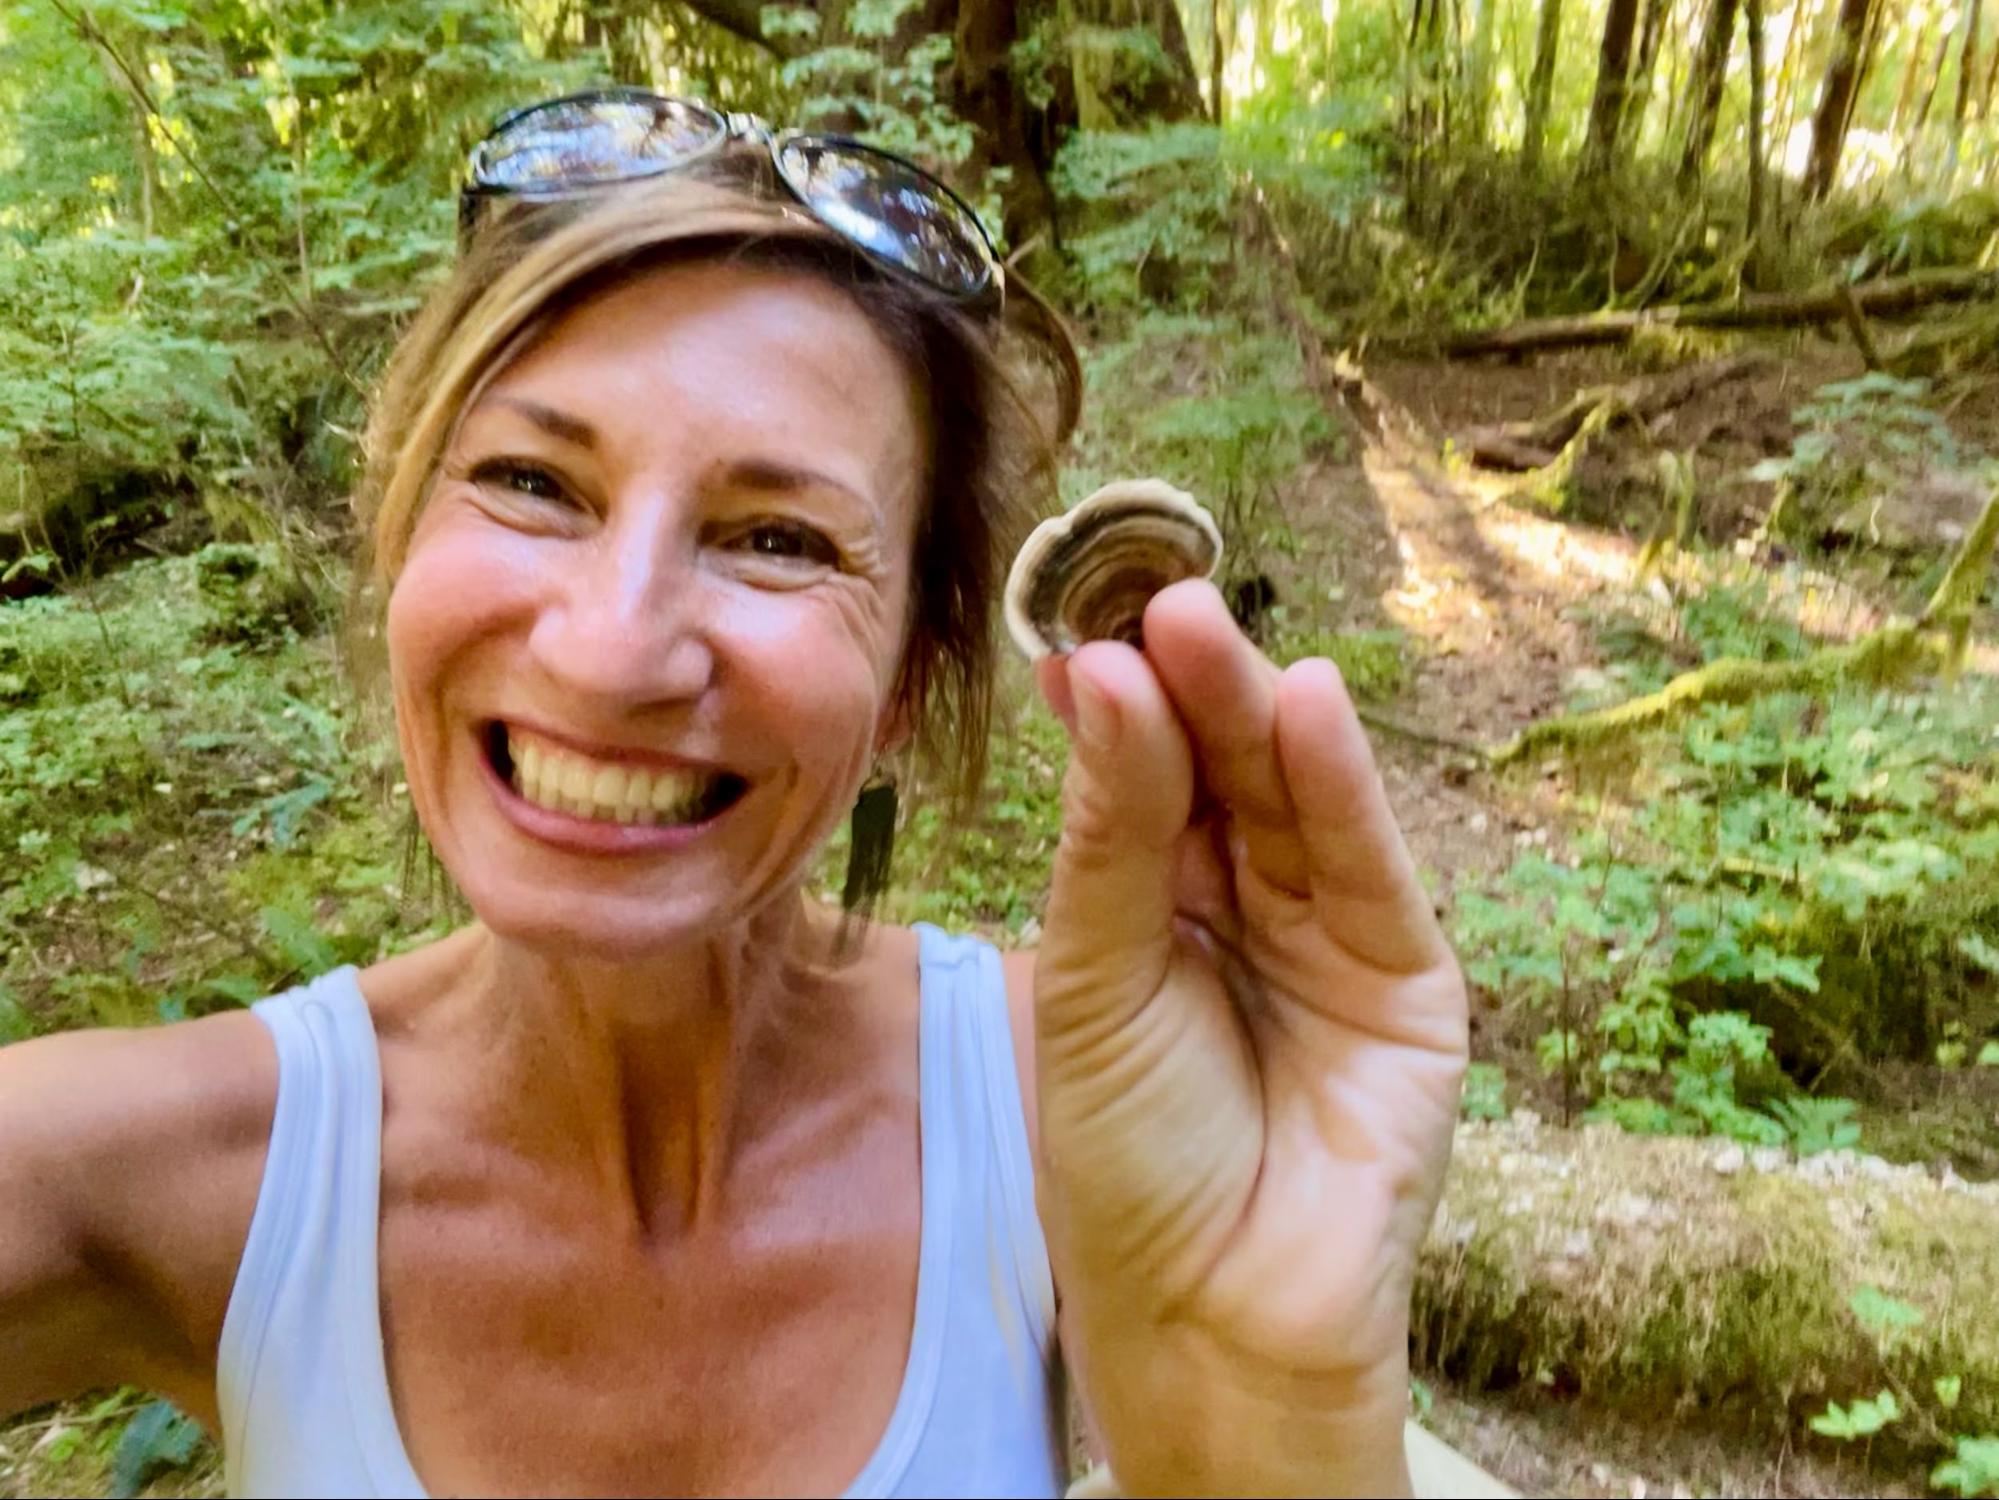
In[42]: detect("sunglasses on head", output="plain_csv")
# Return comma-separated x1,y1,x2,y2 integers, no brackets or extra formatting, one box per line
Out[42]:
459,88,1003,303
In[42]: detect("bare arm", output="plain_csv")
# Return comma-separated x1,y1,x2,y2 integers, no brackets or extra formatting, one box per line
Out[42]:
0,1013,275,1427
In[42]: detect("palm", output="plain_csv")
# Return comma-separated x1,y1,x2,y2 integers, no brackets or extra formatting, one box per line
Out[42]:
1032,581,1467,1490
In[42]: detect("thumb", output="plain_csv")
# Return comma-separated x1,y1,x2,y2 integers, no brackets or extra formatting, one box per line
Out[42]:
1037,642,1195,1038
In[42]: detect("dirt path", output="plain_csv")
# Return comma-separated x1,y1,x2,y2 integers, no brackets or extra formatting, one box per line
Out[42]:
1278,366,1655,898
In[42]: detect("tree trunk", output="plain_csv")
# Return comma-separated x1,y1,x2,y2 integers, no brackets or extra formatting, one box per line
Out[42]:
1770,0,1823,167
1620,0,1672,151
1464,0,1499,146
1746,0,1766,240
1893,16,1937,137
1522,0,1564,172
1946,0,1983,176
1210,0,1227,124
1914,27,1956,138
1804,0,1878,199
1582,0,1643,174
1425,267,1999,357
1984,13,1999,118
1678,0,1741,187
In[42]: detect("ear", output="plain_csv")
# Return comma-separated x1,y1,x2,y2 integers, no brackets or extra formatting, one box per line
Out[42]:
875,687,916,760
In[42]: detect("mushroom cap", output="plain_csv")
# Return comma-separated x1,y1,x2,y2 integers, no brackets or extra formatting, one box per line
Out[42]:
1003,479,1223,660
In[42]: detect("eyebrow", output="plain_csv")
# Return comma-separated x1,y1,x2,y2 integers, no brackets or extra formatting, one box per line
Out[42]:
724,459,879,516
484,397,881,515
489,395,600,450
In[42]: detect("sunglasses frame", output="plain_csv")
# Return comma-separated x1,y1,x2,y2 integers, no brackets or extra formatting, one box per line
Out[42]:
459,88,1003,303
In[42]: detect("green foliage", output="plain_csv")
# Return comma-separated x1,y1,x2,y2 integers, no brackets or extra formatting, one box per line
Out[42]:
1459,1061,1508,1121
0,552,427,1037
1934,1436,1999,1499
1807,1288,1999,1494
1456,591,1999,1132
1748,374,1996,550
1765,1096,1863,1157
1810,1388,1903,1439
1833,193,1999,280
109,1399,204,1498
0,0,587,558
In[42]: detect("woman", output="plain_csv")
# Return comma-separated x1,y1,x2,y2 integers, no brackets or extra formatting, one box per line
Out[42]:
0,94,1469,1497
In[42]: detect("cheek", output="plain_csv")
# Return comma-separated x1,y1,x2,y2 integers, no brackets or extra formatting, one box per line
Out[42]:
387,506,537,685
713,582,905,761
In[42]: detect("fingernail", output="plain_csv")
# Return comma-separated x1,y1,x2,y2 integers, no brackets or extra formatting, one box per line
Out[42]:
1071,668,1116,752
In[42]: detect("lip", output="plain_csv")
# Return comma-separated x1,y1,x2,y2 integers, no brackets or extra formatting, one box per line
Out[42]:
496,716,733,774
475,727,744,856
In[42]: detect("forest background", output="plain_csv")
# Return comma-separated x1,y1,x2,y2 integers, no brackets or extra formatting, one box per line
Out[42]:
2,0,1998,1494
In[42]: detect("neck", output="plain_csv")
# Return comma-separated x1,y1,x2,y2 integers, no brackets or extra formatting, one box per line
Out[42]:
437,890,863,1238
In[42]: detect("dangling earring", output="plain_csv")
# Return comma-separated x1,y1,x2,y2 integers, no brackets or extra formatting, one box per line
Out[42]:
840,772,899,914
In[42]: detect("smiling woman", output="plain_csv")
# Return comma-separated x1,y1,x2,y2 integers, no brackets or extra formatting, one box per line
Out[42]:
0,91,1474,1500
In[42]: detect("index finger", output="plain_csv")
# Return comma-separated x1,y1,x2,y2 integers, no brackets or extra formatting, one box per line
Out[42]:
1275,656,1454,977
1141,580,1314,898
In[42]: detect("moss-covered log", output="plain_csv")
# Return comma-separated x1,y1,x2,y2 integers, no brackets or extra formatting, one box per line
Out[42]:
1488,623,1934,764
1418,1120,1999,1464
1490,490,1997,764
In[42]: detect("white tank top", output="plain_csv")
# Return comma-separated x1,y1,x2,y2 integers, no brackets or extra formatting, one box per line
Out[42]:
216,925,1067,1498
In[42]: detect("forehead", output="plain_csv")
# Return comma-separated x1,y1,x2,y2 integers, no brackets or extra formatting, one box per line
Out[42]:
471,259,929,495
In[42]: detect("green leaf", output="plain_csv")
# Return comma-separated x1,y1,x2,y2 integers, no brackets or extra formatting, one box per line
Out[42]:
1932,1435,1999,1498
259,906,338,977
1808,1390,1901,1440
1935,1375,1962,1410
111,1400,205,1498
1849,1285,1924,1345
1957,933,1999,975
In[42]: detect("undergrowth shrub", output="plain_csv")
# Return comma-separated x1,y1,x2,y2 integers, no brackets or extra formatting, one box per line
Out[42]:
1459,566,1999,1143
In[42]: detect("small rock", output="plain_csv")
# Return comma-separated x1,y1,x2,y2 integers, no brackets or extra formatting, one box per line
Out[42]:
73,862,113,893
1589,1462,1614,1486
1468,811,1489,834
1597,1192,1659,1229
1750,1147,1786,1173
1559,1229,1593,1259
1710,1144,1746,1175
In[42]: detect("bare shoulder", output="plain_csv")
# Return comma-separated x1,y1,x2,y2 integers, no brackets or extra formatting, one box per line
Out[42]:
0,1008,276,1419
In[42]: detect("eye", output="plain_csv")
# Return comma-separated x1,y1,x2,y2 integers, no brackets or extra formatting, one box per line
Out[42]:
468,458,575,507
729,520,842,568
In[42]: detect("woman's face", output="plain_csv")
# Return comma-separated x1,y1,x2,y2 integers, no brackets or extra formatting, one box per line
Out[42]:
387,260,927,957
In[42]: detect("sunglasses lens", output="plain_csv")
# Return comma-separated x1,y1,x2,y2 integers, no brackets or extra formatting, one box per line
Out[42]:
777,139,994,295
477,95,722,191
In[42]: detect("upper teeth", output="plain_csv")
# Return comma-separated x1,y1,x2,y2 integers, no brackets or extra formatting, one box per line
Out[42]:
507,727,722,825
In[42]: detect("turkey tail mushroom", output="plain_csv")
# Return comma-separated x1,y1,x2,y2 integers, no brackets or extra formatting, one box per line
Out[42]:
1003,480,1223,660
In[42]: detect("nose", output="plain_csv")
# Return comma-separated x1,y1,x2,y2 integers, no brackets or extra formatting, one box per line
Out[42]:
526,500,717,707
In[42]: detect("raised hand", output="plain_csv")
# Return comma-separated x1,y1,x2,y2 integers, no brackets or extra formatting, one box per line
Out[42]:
1033,579,1468,1498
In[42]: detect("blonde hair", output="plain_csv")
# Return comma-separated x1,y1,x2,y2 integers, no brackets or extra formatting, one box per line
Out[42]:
351,170,1081,811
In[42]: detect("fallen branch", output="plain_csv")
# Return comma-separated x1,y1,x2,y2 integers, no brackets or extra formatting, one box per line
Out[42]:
1487,487,1998,764
1457,355,1769,472
1487,623,1935,764
1920,490,1999,676
1835,284,1884,370
1487,394,1647,512
1419,268,1999,358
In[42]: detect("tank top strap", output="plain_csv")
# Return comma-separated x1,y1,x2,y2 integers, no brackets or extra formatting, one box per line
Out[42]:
217,965,420,1499
913,923,1056,1361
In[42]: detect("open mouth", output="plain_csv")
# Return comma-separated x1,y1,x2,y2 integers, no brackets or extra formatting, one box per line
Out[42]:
485,722,748,828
